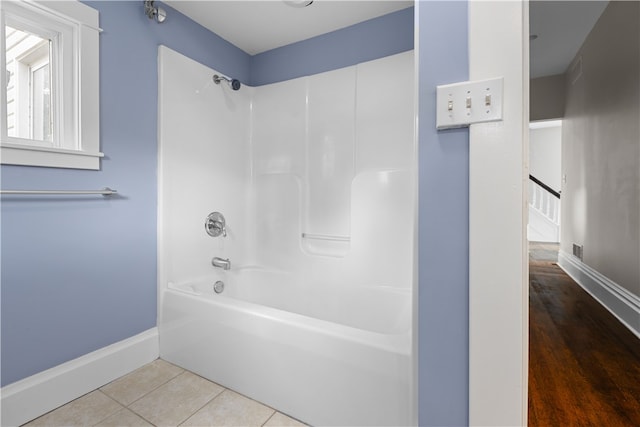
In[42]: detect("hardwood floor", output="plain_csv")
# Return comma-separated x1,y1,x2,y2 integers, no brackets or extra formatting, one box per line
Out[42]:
528,242,640,426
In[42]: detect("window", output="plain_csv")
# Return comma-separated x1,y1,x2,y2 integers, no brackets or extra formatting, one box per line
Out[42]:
1,0,101,170
6,26,52,143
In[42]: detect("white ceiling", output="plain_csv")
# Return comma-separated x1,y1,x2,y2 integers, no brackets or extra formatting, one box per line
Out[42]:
530,1,608,78
163,0,413,56
162,0,609,79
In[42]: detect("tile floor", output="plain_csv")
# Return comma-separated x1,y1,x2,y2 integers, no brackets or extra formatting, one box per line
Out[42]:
23,359,307,427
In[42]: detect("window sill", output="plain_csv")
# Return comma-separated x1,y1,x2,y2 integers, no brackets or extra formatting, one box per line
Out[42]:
0,142,104,170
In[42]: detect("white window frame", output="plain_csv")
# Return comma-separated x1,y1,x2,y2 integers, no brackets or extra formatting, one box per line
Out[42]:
28,50,53,141
9,33,52,142
1,0,102,170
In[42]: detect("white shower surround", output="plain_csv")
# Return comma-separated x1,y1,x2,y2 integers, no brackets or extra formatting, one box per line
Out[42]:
158,46,416,426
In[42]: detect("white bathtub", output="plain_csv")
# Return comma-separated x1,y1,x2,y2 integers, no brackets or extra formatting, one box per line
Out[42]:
159,268,412,426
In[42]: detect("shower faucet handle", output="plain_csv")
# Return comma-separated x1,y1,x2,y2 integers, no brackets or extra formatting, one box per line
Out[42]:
205,212,227,237
210,221,226,237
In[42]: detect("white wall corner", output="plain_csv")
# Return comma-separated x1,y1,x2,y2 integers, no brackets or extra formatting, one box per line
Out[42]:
1,328,159,427
558,252,640,339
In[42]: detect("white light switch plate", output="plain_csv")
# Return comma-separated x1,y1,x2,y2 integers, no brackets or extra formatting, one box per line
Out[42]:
436,77,504,130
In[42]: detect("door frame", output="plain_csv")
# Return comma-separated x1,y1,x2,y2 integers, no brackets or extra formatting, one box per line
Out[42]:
468,1,530,425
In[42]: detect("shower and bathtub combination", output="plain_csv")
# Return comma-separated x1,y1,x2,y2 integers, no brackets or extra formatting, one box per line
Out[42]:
158,45,416,426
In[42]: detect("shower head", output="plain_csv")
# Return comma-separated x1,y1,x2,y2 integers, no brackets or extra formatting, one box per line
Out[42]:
213,74,241,91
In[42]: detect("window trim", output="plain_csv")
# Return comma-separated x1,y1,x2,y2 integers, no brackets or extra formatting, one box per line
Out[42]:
1,0,102,170
28,52,52,141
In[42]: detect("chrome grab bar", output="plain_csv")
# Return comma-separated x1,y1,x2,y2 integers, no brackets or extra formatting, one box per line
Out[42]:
301,233,350,242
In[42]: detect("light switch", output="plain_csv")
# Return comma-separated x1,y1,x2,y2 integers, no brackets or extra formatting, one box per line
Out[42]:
436,77,504,130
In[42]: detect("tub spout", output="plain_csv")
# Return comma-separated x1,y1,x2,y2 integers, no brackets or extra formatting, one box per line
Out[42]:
212,257,231,270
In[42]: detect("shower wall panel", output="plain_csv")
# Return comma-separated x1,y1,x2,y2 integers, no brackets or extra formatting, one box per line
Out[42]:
355,52,416,173
252,175,302,271
305,66,356,250
353,51,416,289
250,77,306,270
250,51,415,288
251,79,306,177
160,47,414,291
159,46,252,285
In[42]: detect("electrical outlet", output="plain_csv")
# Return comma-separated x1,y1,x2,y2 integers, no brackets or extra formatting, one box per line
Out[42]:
436,77,504,130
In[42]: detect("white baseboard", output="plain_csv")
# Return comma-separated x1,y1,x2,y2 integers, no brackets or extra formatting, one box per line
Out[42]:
558,251,640,339
1,328,159,427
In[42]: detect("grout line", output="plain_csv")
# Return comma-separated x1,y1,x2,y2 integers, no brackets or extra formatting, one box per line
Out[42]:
113,366,189,426
95,390,157,427
176,386,227,426
92,390,127,426
91,407,130,427
261,410,277,427
275,411,311,427
133,410,158,427
124,370,187,408
99,359,184,407
105,359,296,427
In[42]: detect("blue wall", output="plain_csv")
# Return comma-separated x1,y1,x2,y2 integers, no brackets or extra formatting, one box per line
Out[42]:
250,7,414,85
0,1,250,387
417,2,469,425
1,3,472,425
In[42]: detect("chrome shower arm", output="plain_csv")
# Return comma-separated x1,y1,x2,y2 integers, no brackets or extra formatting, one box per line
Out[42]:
213,74,241,91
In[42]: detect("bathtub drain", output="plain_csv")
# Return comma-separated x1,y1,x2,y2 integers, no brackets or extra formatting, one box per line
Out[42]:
213,280,224,294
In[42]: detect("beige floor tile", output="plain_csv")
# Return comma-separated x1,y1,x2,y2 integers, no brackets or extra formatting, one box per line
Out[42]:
24,391,122,427
263,412,308,427
101,359,184,405
94,408,153,427
181,389,275,427
128,371,224,426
